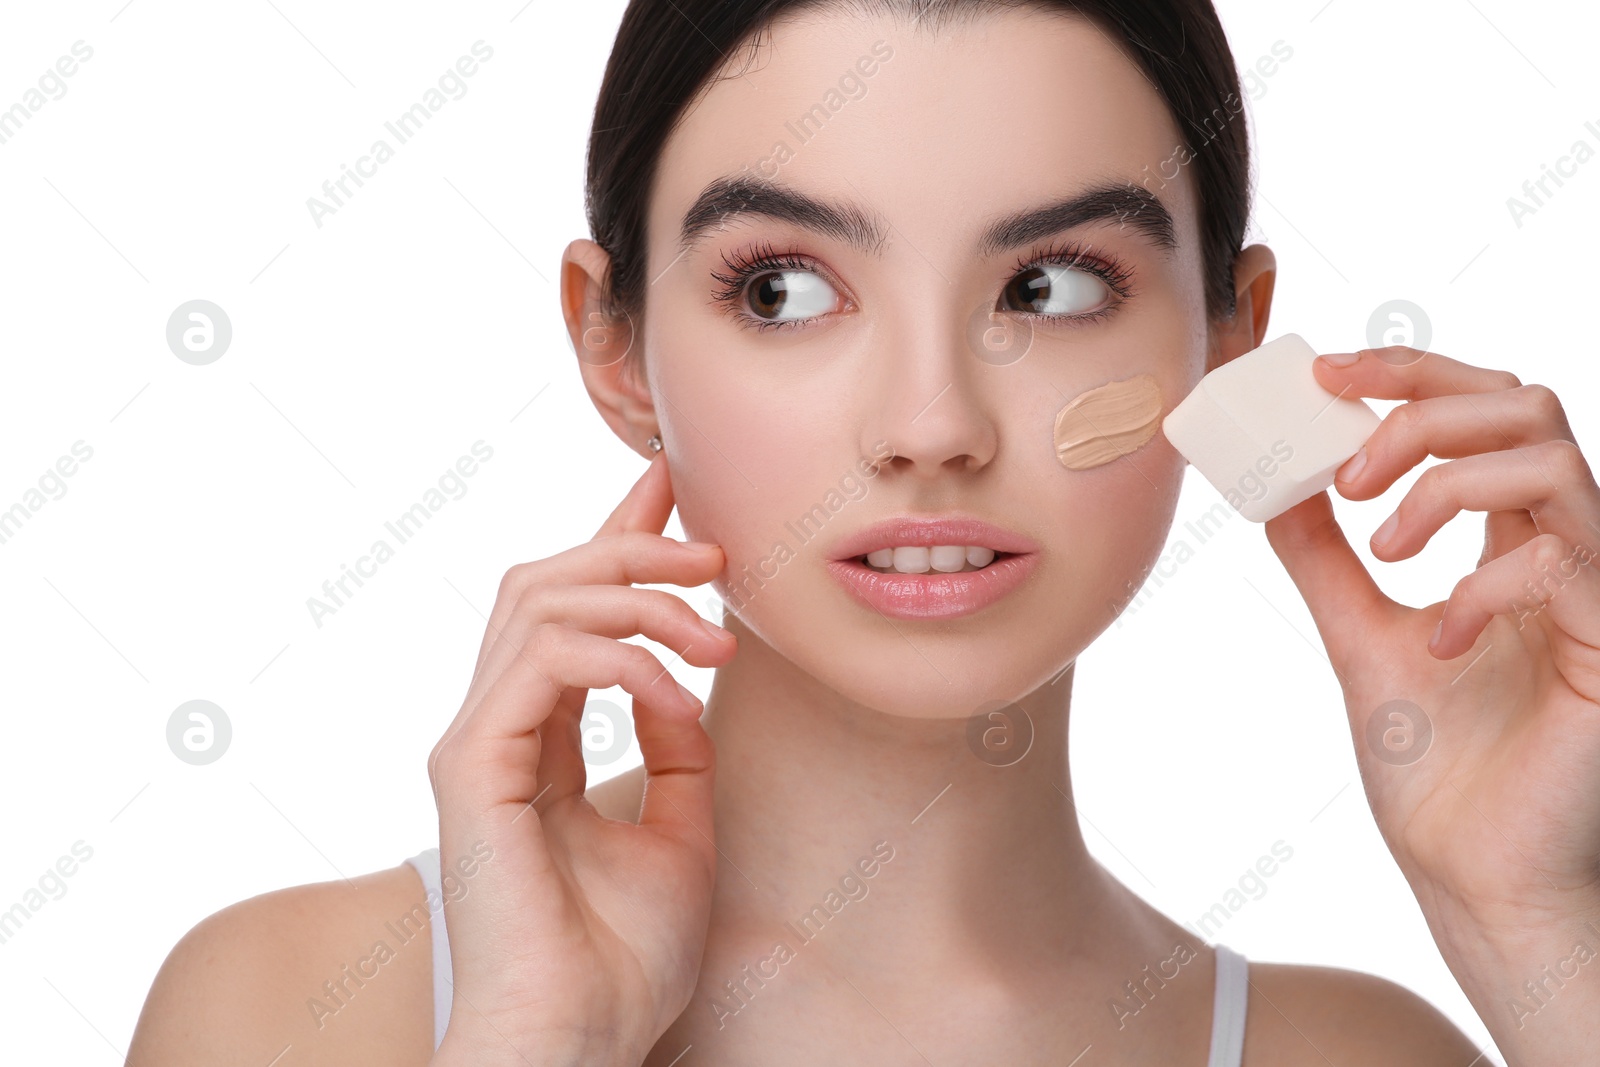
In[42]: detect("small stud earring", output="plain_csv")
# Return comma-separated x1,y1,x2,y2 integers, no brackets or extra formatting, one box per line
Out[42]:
646,434,662,453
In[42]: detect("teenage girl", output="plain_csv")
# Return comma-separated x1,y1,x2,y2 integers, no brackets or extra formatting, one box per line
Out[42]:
129,2,1600,1064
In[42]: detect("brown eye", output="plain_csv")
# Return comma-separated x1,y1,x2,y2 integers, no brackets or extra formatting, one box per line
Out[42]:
1002,265,1111,316
745,269,837,322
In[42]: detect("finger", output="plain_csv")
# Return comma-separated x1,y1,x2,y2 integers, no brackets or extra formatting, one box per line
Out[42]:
594,449,675,540
434,623,704,821
1433,532,1600,658
465,584,734,814
470,535,725,682
1366,441,1600,564
1311,346,1524,401
633,688,717,880
467,451,711,685
467,580,734,745
1480,509,1541,569
528,686,594,818
1262,488,1396,671
462,606,727,803
1334,384,1578,500
525,531,724,588
516,584,733,652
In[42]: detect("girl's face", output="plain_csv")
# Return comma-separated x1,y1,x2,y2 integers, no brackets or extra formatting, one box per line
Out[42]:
638,7,1221,718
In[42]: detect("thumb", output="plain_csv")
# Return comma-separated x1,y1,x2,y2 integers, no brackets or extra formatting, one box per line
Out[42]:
1261,489,1395,659
633,692,718,879
593,450,675,541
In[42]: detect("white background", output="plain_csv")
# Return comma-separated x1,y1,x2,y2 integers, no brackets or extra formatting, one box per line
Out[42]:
1,1,1595,1062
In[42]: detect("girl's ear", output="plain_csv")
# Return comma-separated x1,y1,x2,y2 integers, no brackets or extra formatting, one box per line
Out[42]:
1209,243,1277,372
561,238,657,458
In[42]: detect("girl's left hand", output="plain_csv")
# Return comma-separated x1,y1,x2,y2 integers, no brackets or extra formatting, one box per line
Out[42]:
1262,345,1600,943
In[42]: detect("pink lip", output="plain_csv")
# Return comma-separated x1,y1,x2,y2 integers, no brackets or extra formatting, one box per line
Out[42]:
826,515,1040,561
825,553,1039,620
824,515,1041,621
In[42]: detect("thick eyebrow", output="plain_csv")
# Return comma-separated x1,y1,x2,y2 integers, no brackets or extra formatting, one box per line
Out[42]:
676,175,1177,257
978,183,1176,257
678,176,886,256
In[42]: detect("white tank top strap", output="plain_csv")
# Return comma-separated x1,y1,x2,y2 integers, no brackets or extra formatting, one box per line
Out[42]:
1207,943,1249,1067
403,846,453,1052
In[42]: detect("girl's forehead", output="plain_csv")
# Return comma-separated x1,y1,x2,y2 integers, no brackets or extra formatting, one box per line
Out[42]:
650,9,1199,254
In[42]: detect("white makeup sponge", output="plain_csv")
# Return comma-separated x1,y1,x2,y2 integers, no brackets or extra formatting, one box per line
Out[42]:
1161,333,1382,522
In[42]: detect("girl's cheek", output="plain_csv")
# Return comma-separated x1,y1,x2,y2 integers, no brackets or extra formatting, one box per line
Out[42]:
667,433,774,556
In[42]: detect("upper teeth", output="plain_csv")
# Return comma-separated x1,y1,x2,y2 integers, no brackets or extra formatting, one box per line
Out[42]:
864,545,998,574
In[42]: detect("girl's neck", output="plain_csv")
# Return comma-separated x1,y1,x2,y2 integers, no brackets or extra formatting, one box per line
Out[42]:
689,612,1177,981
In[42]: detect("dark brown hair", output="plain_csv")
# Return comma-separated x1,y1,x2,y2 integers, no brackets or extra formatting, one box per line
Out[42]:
585,0,1252,372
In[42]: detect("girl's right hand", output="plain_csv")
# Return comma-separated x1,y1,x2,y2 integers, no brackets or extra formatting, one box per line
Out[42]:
426,451,735,1067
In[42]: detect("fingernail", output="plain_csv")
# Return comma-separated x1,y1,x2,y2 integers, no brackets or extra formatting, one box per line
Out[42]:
1429,620,1443,650
1336,447,1367,483
675,680,702,709
699,617,731,642
1318,351,1360,368
1372,509,1400,549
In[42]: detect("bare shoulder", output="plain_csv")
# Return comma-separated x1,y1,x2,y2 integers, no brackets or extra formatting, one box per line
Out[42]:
127,860,435,1067
1243,959,1485,1065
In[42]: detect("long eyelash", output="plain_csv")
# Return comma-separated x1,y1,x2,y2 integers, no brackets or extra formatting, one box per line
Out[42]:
1009,239,1136,304
709,240,824,333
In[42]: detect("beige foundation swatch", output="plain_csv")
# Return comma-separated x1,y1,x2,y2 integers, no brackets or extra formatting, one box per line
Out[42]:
1054,373,1163,470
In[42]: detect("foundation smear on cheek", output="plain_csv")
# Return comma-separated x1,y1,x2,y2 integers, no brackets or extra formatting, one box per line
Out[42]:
1053,373,1163,470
